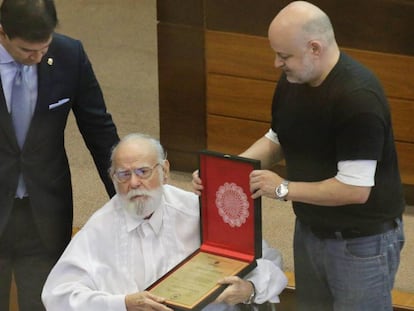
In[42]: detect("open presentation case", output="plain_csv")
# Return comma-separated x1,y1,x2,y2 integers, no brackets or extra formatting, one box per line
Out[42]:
148,150,262,310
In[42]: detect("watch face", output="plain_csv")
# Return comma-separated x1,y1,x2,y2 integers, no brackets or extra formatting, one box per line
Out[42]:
276,184,288,198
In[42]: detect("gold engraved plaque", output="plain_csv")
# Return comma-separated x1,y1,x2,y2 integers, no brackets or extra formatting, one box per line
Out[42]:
148,252,249,310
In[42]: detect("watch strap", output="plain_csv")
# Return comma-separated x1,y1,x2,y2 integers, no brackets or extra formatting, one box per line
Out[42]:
243,281,256,304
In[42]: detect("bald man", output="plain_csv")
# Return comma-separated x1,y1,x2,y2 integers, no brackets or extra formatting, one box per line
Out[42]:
193,1,404,310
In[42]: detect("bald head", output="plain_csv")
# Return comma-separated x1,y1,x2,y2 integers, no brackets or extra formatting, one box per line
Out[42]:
269,1,335,46
268,1,339,86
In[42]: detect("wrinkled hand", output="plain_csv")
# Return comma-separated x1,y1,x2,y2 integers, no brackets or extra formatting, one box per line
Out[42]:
192,169,203,196
249,169,283,199
214,276,254,305
125,291,173,311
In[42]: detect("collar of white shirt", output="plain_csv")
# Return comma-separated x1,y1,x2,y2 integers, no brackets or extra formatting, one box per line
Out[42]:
121,197,163,235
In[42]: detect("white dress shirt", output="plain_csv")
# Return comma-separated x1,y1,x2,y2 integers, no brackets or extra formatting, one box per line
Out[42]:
42,184,287,311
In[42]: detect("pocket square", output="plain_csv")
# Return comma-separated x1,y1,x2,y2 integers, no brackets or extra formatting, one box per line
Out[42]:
49,98,70,109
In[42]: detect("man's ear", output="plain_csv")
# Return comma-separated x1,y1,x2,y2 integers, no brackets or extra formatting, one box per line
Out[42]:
0,26,7,42
309,40,322,56
162,160,170,184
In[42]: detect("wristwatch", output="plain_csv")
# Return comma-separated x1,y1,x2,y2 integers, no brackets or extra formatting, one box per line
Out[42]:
275,179,290,201
243,281,256,305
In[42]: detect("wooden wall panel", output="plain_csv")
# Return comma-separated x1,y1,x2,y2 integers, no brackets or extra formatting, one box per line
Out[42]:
207,31,414,101
205,31,280,81
207,74,273,122
207,115,269,155
206,31,414,142
157,0,204,26
206,0,285,36
205,0,414,55
344,49,414,100
10,276,18,311
158,23,206,171
391,98,414,143
396,142,414,186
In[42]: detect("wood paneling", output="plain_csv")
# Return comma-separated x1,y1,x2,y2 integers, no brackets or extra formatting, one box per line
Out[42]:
157,0,204,27
205,31,414,147
10,275,18,311
393,290,414,311
207,74,273,122
206,0,285,36
391,98,414,143
205,0,414,55
344,48,414,100
157,23,206,171
396,142,414,186
206,31,279,82
207,115,269,155
207,31,414,99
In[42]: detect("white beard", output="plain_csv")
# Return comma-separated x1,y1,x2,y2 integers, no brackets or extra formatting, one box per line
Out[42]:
120,186,164,218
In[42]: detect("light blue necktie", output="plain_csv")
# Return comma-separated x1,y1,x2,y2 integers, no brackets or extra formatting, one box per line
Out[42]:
11,63,32,198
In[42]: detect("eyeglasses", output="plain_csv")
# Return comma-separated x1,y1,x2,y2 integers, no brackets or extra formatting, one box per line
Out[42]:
113,163,161,183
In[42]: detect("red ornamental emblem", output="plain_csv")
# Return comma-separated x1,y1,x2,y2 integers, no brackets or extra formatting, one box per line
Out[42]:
215,182,249,227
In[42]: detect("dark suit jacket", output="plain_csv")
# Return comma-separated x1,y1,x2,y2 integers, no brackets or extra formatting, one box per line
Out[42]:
0,33,119,254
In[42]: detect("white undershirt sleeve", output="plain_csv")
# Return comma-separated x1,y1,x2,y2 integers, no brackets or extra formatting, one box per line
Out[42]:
264,129,280,144
335,160,377,187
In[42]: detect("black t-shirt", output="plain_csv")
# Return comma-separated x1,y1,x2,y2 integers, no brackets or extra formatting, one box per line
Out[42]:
271,52,405,229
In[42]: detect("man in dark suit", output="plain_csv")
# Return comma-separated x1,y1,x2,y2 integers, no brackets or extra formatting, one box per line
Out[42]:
0,0,119,310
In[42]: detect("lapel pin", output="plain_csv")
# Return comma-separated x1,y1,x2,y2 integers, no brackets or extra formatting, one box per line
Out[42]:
47,58,53,66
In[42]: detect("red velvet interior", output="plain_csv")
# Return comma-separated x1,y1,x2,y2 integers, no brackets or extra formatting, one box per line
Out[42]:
199,153,256,261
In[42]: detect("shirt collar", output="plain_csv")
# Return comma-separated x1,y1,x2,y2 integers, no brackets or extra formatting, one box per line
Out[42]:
0,44,15,64
117,194,164,235
147,205,163,235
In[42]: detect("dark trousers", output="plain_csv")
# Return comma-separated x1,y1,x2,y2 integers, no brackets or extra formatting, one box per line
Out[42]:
0,198,59,311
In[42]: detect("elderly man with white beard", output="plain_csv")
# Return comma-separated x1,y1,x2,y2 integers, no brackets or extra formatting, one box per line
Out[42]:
41,133,287,311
